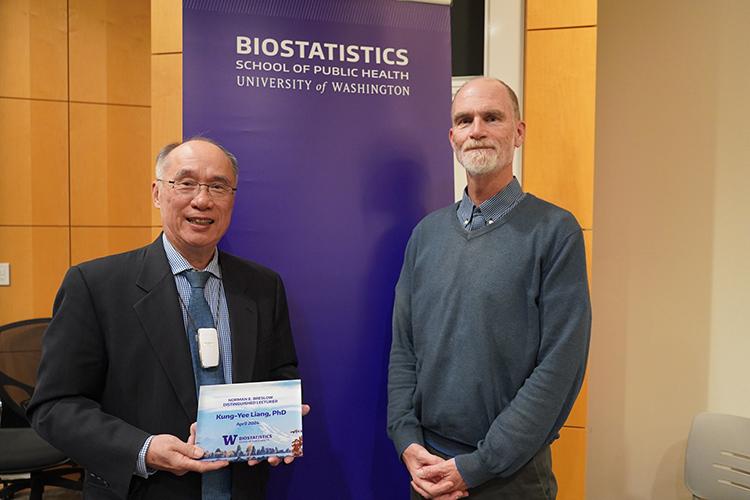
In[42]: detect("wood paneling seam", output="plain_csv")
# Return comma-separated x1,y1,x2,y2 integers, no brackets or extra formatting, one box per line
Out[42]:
526,25,596,32
70,101,151,109
0,96,68,104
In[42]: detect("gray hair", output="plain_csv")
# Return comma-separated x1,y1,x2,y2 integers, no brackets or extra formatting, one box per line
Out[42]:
453,77,521,121
155,136,239,178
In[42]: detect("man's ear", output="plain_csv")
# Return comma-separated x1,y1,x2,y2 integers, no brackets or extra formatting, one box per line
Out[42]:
515,121,526,148
448,128,457,152
152,181,161,208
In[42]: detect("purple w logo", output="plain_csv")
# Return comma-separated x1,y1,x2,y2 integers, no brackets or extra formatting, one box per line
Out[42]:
222,434,238,445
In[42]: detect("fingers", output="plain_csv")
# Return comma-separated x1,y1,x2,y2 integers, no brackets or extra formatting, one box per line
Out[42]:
403,443,444,470
441,491,469,500
301,404,311,416
435,492,469,500
412,478,464,499
186,459,230,474
268,455,295,466
411,480,431,499
146,434,229,476
418,462,446,481
172,439,205,461
411,474,452,498
420,479,456,497
419,451,444,467
247,455,297,467
188,422,197,445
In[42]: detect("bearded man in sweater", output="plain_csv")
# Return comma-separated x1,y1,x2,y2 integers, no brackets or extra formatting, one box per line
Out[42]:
387,77,591,499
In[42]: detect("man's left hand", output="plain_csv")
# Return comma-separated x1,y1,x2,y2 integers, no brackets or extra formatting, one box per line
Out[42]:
248,403,311,467
417,459,469,499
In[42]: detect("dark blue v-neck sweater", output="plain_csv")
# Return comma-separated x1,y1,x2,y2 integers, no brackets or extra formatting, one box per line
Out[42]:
387,193,591,487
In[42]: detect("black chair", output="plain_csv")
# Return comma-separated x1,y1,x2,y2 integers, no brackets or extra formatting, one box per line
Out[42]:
0,318,83,499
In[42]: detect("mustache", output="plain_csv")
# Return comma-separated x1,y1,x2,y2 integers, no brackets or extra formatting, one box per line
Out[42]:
461,140,496,152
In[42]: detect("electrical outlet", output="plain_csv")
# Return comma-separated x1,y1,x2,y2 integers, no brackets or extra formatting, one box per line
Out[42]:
0,263,9,286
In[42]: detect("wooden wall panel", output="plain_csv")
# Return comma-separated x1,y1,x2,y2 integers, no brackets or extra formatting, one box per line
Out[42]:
551,427,587,500
69,0,150,105
151,0,182,54
151,53,183,225
151,54,182,156
70,227,155,265
0,227,69,324
0,98,68,225
526,0,597,30
523,27,596,229
70,103,151,226
0,0,67,100
1,0,152,325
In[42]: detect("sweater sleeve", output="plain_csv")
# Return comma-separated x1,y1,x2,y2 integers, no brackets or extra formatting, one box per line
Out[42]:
386,233,425,457
455,228,591,487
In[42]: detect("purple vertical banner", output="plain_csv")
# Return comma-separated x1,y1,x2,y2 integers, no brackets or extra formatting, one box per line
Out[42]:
184,1,452,496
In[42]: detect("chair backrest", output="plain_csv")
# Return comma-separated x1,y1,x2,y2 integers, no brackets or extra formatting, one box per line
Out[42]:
0,318,50,428
685,412,750,499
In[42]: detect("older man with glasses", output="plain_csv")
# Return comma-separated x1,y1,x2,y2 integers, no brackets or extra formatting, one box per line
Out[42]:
29,138,306,500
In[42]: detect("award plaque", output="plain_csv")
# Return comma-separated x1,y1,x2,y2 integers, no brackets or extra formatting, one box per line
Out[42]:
196,379,303,461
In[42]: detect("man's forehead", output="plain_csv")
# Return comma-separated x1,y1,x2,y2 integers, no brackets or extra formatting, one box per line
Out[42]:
170,140,222,160
452,98,509,118
456,78,508,99
452,80,512,115
164,141,232,172
454,80,510,104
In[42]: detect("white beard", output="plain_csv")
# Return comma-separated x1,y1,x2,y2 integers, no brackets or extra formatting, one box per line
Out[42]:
457,148,501,176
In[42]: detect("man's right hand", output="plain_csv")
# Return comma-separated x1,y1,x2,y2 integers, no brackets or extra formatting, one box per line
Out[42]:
402,443,448,498
146,434,228,476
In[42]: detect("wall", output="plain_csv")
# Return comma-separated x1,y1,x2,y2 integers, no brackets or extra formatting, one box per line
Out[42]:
0,0,155,325
707,1,750,419
588,1,750,498
151,0,182,171
452,0,525,202
523,1,597,498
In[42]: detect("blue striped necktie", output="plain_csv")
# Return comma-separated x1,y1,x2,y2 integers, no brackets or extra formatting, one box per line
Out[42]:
184,270,231,500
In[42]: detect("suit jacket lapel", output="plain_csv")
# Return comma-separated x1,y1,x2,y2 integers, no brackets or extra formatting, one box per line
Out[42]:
133,237,197,420
221,252,258,384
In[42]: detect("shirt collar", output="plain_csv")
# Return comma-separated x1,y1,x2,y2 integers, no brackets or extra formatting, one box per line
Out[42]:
162,233,222,279
457,177,525,226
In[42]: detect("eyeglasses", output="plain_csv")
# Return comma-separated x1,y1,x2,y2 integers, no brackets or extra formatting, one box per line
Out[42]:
157,178,237,198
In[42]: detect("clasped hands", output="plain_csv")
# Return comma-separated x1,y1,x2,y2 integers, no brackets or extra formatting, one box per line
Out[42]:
403,443,469,499
145,404,310,475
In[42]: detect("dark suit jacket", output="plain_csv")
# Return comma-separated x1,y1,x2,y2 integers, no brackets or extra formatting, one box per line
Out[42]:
28,236,299,499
